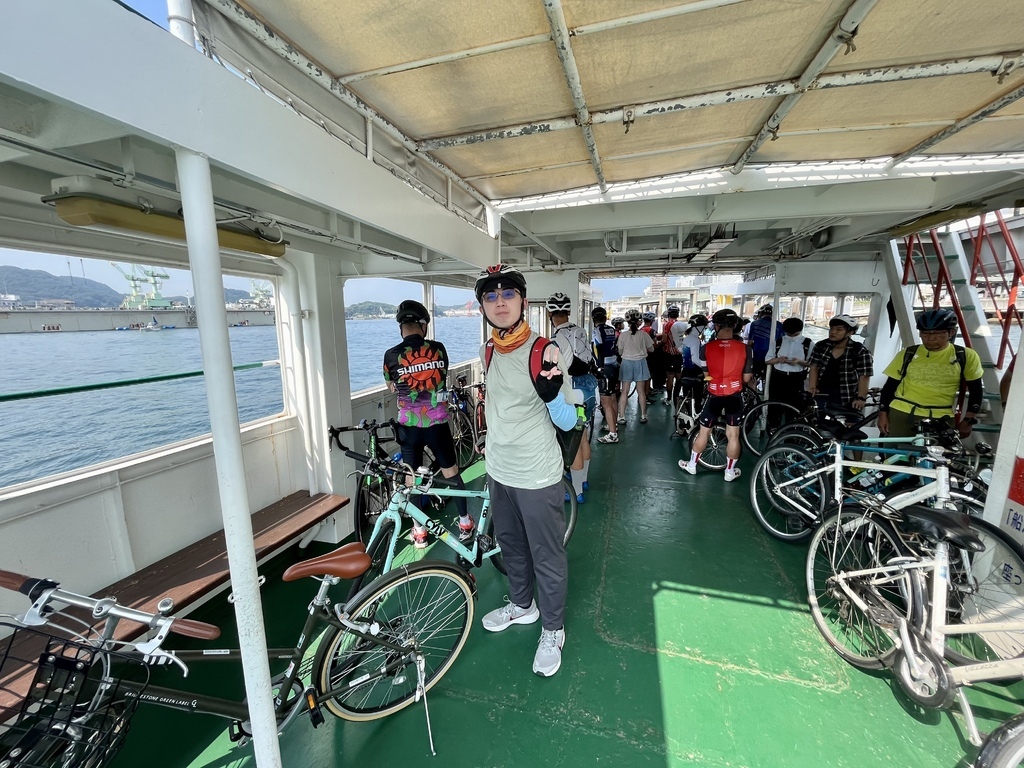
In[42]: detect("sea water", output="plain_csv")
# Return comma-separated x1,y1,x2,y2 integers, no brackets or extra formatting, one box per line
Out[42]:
0,316,483,487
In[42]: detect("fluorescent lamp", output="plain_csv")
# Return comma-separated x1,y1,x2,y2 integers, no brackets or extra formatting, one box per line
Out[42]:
52,196,286,257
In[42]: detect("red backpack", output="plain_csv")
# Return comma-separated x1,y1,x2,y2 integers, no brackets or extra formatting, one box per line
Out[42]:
483,337,550,385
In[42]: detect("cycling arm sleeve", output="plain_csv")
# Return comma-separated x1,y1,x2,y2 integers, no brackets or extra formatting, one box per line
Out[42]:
965,378,983,414
545,394,578,431
878,377,900,412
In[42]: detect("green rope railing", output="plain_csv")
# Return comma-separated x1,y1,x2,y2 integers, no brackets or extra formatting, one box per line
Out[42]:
0,361,280,403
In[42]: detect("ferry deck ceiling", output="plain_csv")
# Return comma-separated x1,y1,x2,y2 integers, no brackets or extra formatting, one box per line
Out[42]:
1,0,1024,285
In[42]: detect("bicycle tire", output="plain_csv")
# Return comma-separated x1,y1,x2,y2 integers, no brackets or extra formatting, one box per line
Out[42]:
346,517,396,601
884,490,1024,666
976,711,1024,768
741,400,802,458
766,422,826,452
448,408,476,470
688,424,729,470
354,472,392,546
561,478,578,546
806,505,916,669
749,445,828,542
314,561,474,721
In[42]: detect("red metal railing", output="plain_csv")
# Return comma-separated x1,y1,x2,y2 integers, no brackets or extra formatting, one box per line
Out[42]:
966,210,1023,368
900,230,972,348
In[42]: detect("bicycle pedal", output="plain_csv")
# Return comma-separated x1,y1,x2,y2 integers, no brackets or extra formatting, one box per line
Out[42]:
304,686,325,728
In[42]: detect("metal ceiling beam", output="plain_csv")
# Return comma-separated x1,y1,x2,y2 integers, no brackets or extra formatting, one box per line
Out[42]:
202,0,493,214
731,0,880,174
888,81,1024,167
542,0,607,193
337,0,747,84
504,214,566,264
417,52,1024,151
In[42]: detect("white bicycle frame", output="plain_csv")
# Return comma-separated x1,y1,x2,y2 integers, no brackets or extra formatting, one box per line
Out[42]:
825,443,1024,746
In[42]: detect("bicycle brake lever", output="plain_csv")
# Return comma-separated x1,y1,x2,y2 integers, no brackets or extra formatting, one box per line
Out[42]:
136,645,190,676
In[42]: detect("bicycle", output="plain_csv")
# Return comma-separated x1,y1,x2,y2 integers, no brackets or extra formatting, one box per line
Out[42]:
0,550,476,763
804,444,1024,765
749,421,989,542
330,428,578,598
741,389,881,457
447,374,484,470
679,381,763,471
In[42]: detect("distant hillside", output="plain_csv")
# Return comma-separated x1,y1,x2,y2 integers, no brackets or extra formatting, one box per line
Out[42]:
0,266,123,308
347,300,478,319
0,266,254,308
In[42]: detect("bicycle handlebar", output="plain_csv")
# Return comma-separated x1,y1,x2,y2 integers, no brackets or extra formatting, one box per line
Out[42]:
328,419,400,452
0,568,221,641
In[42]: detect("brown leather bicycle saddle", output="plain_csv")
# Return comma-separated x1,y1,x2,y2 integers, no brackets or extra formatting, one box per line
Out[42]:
282,541,372,581
898,505,984,552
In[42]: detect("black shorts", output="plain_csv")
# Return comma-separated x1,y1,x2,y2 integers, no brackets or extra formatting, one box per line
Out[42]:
598,365,620,396
663,354,682,374
698,393,744,428
396,422,457,470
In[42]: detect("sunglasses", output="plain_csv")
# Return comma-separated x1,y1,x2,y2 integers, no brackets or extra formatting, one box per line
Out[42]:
483,288,519,303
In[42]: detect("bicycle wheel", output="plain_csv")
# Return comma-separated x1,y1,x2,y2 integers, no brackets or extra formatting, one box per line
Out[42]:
750,445,828,542
741,385,761,414
346,517,396,600
688,424,728,470
561,478,578,546
766,422,825,452
354,472,392,545
977,712,1024,768
806,505,913,669
448,408,476,470
742,400,802,457
315,561,474,721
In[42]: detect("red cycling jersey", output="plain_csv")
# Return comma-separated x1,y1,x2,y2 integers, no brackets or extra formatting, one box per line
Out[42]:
705,338,751,396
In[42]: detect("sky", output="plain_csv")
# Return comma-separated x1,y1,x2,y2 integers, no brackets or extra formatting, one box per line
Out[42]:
0,1,650,306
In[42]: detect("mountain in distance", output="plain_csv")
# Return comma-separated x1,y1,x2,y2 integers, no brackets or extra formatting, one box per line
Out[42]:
0,265,123,308
346,300,479,319
0,266,252,308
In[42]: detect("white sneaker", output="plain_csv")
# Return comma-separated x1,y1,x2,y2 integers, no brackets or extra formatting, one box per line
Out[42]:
597,432,619,444
533,628,565,677
724,468,742,482
678,460,696,475
481,598,540,632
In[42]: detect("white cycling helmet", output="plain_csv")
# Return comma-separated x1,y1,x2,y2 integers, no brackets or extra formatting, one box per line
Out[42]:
829,314,859,333
546,292,572,314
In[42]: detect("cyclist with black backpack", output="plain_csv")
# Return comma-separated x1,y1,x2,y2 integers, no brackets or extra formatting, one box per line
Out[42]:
547,292,596,503
877,308,984,438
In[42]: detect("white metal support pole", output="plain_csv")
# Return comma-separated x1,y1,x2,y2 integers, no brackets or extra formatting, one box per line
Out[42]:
176,149,282,768
167,0,195,46
277,256,318,494
885,239,916,345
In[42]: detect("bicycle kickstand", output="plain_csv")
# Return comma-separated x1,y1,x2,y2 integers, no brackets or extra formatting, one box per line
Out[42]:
955,688,984,747
414,652,436,756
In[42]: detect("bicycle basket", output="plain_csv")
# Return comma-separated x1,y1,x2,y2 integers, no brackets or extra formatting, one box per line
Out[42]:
1,621,150,768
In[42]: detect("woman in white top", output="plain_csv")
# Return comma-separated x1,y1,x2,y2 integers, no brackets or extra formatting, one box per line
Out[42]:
616,309,655,424
765,317,811,427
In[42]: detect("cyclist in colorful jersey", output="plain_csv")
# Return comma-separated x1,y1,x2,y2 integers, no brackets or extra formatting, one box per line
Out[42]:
475,265,576,677
547,292,595,503
592,306,621,443
383,300,471,547
661,305,683,405
877,308,984,438
678,308,752,482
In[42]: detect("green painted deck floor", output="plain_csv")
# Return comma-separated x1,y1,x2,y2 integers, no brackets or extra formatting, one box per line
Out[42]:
114,402,1021,768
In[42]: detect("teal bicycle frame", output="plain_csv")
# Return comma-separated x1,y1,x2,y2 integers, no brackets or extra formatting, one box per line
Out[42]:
366,474,501,574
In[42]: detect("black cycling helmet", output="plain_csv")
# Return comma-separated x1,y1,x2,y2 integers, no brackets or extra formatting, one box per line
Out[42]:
642,311,656,323
916,308,957,332
396,299,429,325
475,263,527,301
781,317,803,335
688,313,708,327
666,305,680,318
711,308,740,329
546,292,572,314
592,306,608,322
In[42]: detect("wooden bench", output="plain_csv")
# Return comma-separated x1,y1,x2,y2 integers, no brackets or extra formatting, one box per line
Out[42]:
0,490,348,723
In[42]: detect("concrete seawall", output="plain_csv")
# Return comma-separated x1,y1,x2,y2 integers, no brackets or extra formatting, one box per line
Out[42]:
0,308,275,333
